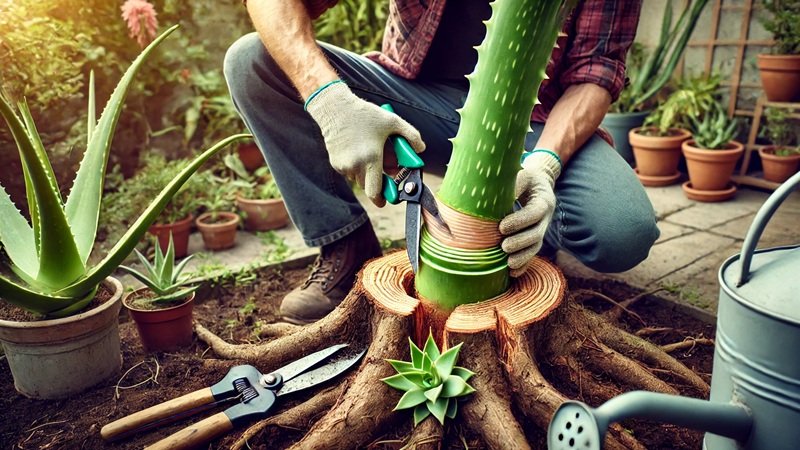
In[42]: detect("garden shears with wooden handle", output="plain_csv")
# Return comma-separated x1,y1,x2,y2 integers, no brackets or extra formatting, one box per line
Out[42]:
380,103,451,273
100,343,366,450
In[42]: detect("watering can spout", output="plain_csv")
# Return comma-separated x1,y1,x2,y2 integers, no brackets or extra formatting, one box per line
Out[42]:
547,391,752,450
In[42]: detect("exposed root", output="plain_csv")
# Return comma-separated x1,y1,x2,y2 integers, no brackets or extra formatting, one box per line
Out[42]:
196,285,371,367
288,310,411,449
662,338,715,353
604,287,667,323
574,289,644,325
449,329,530,450
231,385,345,450
254,322,301,338
405,417,444,450
593,315,710,397
582,342,678,395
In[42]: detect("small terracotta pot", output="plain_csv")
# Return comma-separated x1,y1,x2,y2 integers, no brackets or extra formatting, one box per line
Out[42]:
758,145,800,184
681,139,744,192
125,289,195,352
629,127,691,182
148,215,193,258
236,196,289,231
195,211,239,250
757,54,800,103
237,142,265,171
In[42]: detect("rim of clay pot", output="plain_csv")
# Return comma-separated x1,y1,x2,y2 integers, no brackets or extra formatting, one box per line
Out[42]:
629,127,692,148
123,287,195,313
757,53,800,70
149,214,193,231
195,211,240,228
758,145,800,161
681,139,744,161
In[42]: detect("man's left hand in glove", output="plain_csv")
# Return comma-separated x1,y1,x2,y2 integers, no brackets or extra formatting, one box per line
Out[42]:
499,150,562,277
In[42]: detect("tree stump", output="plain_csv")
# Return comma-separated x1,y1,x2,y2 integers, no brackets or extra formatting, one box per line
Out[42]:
197,251,710,449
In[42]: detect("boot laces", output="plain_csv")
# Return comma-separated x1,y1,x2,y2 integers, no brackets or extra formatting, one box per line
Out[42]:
303,243,344,289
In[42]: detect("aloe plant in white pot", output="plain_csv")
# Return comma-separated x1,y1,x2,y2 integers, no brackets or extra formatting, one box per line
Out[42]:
0,25,250,399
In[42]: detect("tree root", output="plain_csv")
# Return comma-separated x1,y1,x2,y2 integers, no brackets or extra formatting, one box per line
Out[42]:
194,253,710,449
231,385,345,450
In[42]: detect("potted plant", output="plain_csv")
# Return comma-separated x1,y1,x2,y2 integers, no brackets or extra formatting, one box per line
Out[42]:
629,74,720,185
603,0,710,165
681,104,744,201
756,0,800,102
103,154,206,259
0,25,249,399
119,236,200,352
224,154,289,231
758,107,800,183
195,179,241,251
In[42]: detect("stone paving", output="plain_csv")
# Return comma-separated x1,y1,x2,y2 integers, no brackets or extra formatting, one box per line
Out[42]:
172,173,800,322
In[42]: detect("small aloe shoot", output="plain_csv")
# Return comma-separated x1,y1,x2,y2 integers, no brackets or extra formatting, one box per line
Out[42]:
382,333,476,425
119,236,199,305
0,24,250,318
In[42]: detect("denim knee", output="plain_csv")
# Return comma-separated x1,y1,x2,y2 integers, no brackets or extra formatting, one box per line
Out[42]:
223,33,263,98
574,214,660,273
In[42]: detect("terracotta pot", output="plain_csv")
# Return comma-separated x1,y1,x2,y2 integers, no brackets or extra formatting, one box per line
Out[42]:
148,214,193,259
629,127,691,184
758,146,800,184
0,278,123,399
681,139,744,192
237,142,265,171
236,196,289,231
195,211,239,250
757,54,800,103
125,289,195,352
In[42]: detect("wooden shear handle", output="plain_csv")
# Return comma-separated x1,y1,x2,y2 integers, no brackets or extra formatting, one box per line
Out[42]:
101,387,216,441
145,412,234,450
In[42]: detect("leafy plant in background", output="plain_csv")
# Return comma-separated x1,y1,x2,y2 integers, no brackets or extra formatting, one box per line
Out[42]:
120,235,199,306
223,154,282,200
689,104,739,149
760,0,800,55
314,0,388,54
382,334,476,425
610,0,710,113
0,25,248,318
641,73,722,136
760,107,800,155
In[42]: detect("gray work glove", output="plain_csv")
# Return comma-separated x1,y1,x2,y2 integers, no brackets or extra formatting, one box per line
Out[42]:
305,81,426,207
499,151,562,277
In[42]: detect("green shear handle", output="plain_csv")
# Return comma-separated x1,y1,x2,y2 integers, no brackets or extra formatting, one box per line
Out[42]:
380,104,424,204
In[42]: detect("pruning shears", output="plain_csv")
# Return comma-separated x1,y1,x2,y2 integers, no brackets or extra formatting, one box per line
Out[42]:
101,344,366,450
380,103,451,273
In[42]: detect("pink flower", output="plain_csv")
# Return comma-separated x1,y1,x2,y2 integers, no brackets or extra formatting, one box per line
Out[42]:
120,0,159,48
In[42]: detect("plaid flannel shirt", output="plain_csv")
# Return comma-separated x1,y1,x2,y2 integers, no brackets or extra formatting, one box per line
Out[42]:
305,0,641,124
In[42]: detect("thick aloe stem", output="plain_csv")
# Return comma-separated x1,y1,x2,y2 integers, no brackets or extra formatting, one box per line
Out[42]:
416,0,572,307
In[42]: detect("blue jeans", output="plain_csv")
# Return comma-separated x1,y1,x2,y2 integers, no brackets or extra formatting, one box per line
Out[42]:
224,33,660,273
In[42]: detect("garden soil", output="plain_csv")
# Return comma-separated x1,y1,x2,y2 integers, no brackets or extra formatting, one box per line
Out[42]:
0,266,716,450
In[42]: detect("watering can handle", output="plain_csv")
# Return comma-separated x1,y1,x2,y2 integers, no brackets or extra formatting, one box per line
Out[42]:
737,171,800,287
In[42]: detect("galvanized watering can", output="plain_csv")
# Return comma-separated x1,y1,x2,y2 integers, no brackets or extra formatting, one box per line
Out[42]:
547,171,800,450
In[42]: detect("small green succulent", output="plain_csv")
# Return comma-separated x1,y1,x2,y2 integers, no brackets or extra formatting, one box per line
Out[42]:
382,333,476,426
119,235,199,305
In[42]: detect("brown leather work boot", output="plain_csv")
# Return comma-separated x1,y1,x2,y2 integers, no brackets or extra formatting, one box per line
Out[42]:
280,221,383,324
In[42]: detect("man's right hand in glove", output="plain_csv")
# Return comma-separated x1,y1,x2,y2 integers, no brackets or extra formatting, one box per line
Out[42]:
305,81,426,208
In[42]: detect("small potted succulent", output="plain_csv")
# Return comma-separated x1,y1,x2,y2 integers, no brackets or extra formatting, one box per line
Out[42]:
758,107,800,183
120,236,200,352
681,103,743,201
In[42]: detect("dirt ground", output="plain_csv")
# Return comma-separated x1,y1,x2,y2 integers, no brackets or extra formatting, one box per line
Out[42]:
0,265,716,450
